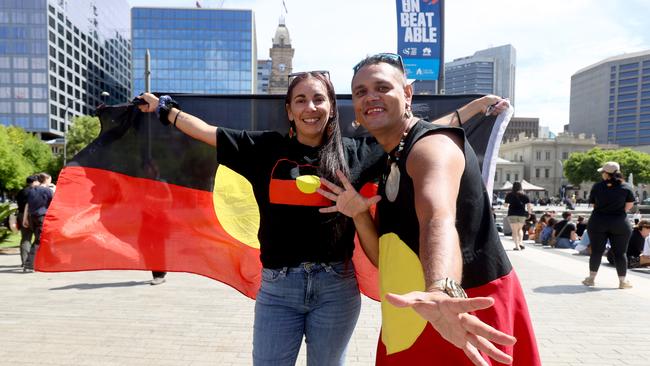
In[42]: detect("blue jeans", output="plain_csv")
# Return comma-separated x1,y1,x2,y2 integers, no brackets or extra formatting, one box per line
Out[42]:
253,262,361,366
555,237,576,249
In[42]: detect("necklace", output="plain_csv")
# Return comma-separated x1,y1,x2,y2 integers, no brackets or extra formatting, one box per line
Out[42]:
383,120,415,202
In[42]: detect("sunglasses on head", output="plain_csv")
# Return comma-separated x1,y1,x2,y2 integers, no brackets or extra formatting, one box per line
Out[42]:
353,53,405,75
287,70,330,85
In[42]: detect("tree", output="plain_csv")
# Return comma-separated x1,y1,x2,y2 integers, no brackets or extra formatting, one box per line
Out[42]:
0,126,35,192
0,125,60,193
65,115,100,158
564,148,650,185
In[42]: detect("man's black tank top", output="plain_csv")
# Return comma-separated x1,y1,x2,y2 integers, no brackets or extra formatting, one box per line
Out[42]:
376,120,511,289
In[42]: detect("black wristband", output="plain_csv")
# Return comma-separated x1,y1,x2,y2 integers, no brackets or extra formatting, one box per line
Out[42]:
173,111,181,128
157,96,180,126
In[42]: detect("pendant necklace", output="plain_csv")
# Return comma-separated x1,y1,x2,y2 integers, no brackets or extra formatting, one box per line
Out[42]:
384,120,415,202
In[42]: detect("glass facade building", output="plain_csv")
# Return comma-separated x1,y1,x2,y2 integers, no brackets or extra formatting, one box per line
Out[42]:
131,7,256,95
444,44,516,105
570,50,650,146
0,0,131,139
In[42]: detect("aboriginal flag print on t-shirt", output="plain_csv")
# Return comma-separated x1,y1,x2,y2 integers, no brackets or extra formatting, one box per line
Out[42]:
37,94,511,302
268,159,330,207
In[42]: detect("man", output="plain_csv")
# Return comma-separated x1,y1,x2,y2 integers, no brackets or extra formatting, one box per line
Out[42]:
22,177,53,272
552,211,577,249
321,54,540,365
16,175,40,266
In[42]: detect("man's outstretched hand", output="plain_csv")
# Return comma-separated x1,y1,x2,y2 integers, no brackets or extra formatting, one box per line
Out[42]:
386,291,516,366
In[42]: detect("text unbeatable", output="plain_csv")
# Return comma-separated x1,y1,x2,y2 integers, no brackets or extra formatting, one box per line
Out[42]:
403,27,437,43
400,12,435,28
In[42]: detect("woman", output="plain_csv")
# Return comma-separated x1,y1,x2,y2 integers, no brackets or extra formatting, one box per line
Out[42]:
534,214,549,244
138,72,372,365
524,213,537,241
136,72,492,365
583,161,635,289
504,181,532,250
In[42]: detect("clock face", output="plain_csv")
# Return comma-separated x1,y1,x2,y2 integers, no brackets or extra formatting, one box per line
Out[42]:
278,63,286,72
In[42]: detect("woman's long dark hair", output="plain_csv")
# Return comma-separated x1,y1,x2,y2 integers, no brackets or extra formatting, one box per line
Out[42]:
603,171,624,187
285,72,351,245
511,181,523,193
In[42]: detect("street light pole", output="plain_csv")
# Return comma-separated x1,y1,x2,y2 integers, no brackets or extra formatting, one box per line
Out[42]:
63,105,69,165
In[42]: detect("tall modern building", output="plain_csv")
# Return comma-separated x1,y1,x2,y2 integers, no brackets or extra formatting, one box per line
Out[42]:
569,50,650,146
256,59,271,93
0,0,131,139
444,44,516,105
131,7,257,95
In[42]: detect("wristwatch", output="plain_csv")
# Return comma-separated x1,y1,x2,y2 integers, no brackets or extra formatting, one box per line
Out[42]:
430,278,468,298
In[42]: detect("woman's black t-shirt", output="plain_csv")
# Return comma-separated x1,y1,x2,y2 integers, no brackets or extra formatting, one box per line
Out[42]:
589,181,635,218
505,192,529,217
216,128,385,268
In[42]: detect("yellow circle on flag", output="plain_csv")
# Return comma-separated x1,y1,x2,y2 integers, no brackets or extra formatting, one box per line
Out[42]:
296,175,321,194
212,165,260,249
379,232,427,355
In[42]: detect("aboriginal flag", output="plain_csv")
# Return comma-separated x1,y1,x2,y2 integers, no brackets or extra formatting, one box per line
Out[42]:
37,94,511,300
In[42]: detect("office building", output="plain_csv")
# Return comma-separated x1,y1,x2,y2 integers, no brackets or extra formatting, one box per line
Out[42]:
0,0,131,139
503,116,539,142
569,50,650,146
257,59,271,93
444,44,516,105
131,7,256,94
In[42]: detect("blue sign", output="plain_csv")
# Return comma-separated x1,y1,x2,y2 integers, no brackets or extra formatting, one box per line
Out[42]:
396,0,443,81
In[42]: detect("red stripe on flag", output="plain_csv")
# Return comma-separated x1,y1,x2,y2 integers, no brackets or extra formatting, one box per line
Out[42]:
376,270,540,365
37,166,263,299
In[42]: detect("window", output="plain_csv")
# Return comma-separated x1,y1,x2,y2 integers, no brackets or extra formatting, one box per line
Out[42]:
562,152,569,160
506,173,511,182
32,102,47,114
0,102,11,113
545,151,551,160
13,87,29,99
14,102,30,114
514,174,519,181
545,169,550,178
14,72,29,84
535,169,540,178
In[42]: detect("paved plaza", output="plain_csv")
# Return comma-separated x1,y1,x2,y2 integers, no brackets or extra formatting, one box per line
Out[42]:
2,235,650,366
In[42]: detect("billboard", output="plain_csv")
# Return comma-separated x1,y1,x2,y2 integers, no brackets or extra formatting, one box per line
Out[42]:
396,0,443,81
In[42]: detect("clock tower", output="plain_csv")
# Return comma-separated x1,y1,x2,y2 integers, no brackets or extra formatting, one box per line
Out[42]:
268,16,294,95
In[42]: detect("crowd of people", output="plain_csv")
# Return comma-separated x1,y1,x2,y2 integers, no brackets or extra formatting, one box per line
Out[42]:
506,166,649,290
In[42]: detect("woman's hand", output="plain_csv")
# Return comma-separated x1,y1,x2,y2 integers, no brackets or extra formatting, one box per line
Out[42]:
136,93,159,113
479,95,509,116
317,170,381,218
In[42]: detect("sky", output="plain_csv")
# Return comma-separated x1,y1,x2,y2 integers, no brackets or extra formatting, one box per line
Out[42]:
127,0,650,133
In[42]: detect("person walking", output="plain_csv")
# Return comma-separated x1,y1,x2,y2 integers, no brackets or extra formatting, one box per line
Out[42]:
504,181,532,250
583,161,635,289
15,175,40,266
22,177,53,272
